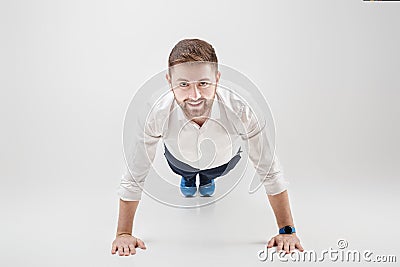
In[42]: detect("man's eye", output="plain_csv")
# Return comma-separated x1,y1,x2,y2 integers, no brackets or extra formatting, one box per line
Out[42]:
179,82,189,87
199,81,210,87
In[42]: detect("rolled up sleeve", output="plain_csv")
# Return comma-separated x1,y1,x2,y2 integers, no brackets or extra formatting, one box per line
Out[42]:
239,104,289,195
117,101,161,201
117,167,146,201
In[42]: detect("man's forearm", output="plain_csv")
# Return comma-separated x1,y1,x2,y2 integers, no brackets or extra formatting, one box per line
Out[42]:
267,190,294,229
116,199,139,237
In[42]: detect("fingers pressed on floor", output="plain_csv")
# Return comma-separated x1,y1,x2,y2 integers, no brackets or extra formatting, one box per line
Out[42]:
137,239,146,249
284,242,290,253
289,243,295,253
129,244,137,254
277,242,283,252
124,246,130,255
296,242,304,251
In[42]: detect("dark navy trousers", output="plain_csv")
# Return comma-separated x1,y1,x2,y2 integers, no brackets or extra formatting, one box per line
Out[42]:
163,143,242,183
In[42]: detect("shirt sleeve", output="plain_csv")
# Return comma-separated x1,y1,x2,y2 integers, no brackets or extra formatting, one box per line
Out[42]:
117,103,162,201
238,104,289,195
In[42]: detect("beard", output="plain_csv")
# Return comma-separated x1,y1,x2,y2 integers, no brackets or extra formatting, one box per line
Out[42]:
178,98,214,120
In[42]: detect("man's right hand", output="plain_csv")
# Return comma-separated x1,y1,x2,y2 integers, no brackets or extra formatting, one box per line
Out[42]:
111,234,147,256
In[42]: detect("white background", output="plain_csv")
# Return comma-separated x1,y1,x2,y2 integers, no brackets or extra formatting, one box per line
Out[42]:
1,0,399,266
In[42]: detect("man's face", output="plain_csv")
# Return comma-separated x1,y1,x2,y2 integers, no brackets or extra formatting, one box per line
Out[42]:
166,62,221,121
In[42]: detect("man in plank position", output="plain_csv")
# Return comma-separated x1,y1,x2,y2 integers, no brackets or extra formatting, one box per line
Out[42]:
111,38,304,256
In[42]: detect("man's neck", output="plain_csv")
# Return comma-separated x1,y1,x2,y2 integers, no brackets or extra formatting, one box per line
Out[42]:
189,108,212,127
192,117,206,127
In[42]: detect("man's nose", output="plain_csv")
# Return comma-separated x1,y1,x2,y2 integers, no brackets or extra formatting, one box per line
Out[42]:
188,83,201,100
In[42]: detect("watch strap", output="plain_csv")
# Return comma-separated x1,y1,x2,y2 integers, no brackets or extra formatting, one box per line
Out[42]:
279,225,296,234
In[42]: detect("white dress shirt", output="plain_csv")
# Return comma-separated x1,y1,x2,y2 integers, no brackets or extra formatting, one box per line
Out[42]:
118,88,289,201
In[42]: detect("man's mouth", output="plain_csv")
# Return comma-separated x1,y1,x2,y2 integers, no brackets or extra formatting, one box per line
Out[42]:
187,100,203,106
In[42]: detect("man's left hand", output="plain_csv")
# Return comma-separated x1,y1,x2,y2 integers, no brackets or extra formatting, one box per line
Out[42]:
267,233,304,254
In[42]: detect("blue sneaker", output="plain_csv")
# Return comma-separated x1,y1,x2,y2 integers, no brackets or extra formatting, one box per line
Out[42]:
199,179,215,197
180,176,197,197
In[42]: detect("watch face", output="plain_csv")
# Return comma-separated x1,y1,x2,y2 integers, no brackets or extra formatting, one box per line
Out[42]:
284,226,292,234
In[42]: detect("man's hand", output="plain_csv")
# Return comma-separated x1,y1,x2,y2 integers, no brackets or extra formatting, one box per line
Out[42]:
111,234,147,256
267,233,304,254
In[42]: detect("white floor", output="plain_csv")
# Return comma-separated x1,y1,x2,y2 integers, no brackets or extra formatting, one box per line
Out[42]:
1,169,399,267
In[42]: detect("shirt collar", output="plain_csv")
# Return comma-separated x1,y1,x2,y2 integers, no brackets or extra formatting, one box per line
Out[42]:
175,95,221,122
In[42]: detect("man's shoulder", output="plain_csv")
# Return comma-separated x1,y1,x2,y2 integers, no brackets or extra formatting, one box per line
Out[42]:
149,90,175,112
145,90,175,123
216,88,247,114
216,88,266,136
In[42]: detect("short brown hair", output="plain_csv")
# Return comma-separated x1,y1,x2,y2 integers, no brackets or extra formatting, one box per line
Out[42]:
168,39,218,68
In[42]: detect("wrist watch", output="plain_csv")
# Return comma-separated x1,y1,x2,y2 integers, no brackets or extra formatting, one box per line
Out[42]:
279,225,296,234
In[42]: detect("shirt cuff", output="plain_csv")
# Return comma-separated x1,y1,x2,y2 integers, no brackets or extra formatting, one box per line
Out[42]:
117,187,143,201
117,174,144,201
262,173,290,195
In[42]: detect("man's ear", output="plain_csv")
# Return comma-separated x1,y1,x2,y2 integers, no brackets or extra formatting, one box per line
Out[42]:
166,73,172,90
216,71,221,83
